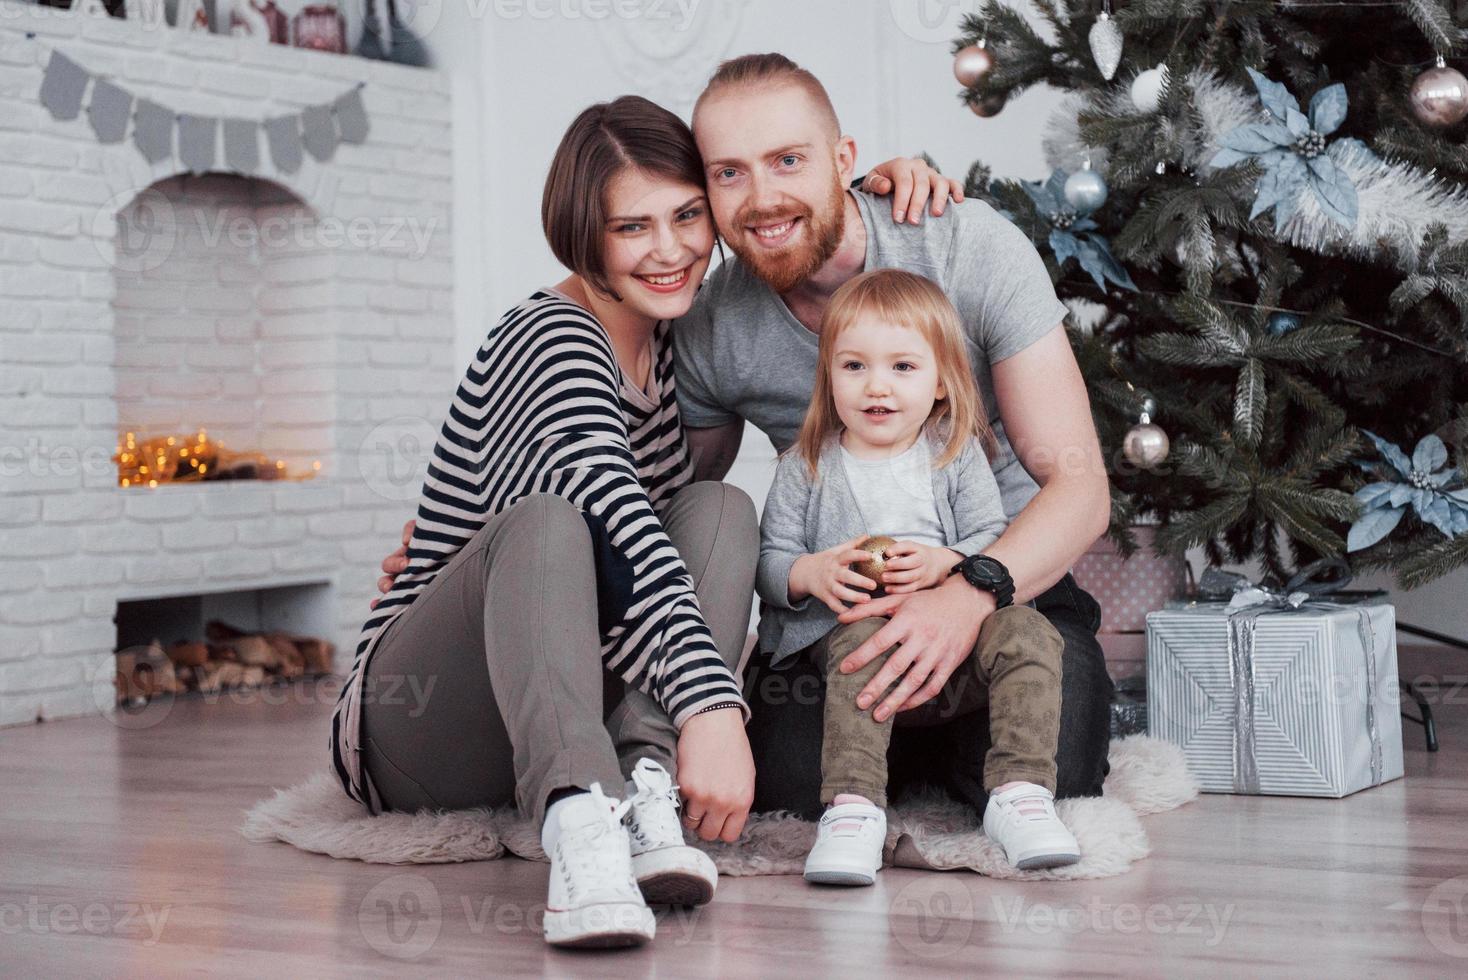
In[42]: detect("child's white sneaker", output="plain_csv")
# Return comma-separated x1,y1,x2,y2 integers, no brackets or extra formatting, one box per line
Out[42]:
624,758,719,906
803,797,886,886
543,784,656,948
982,782,1080,870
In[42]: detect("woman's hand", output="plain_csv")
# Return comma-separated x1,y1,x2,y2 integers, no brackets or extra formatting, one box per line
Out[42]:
675,706,755,842
861,158,965,225
880,542,964,595
370,518,414,609
789,536,880,614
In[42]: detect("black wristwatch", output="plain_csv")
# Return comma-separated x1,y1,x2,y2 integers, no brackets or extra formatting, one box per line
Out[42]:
950,554,1015,609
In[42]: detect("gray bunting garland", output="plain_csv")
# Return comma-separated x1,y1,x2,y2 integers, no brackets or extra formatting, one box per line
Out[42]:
86,78,132,144
32,44,370,175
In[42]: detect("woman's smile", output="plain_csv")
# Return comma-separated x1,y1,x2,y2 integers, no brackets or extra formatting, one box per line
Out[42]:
633,264,695,293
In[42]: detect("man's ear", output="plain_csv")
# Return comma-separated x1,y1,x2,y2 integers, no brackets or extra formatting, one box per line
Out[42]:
834,135,858,184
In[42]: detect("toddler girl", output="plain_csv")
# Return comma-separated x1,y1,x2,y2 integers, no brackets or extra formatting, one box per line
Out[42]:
756,268,1081,885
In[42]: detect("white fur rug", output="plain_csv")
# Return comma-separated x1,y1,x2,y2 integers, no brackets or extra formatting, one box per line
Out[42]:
240,735,1196,881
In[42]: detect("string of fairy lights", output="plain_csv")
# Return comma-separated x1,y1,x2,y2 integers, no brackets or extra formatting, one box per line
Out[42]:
114,429,321,489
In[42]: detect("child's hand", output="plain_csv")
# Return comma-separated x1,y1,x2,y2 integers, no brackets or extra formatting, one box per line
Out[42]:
880,542,965,594
789,536,881,614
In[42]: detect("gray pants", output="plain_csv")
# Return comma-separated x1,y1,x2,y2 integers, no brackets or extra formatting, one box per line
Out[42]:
359,482,758,826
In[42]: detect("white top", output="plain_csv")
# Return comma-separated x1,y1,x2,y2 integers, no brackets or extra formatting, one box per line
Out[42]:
838,436,946,547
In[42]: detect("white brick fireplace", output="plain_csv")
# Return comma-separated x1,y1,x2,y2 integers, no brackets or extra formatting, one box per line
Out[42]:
0,9,457,726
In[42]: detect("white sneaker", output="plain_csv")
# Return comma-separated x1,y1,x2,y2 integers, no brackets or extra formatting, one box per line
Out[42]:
543,784,656,948
624,758,719,907
982,782,1081,870
803,800,886,886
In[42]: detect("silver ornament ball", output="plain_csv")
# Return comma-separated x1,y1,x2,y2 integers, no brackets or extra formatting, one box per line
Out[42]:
1063,168,1109,213
1123,423,1171,468
1409,64,1468,128
953,44,997,88
1266,311,1301,336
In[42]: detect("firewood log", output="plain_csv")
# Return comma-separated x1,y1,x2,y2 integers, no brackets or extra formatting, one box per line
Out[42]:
195,661,247,693
205,620,247,642
294,638,334,675
165,641,209,668
223,635,279,669
266,634,305,678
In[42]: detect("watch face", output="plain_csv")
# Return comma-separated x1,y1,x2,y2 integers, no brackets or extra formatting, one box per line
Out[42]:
967,555,1006,584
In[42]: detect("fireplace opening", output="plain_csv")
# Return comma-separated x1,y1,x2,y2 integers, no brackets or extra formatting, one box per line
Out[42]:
114,582,336,705
111,173,331,490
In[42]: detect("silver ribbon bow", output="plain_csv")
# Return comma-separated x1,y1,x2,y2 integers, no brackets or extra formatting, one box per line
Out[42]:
1196,560,1384,794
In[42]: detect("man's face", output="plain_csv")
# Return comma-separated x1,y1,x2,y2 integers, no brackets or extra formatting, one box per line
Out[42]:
693,84,855,293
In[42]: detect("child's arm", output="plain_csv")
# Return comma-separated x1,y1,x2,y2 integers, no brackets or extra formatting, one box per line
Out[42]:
758,455,878,614
880,440,1008,595
948,439,1010,557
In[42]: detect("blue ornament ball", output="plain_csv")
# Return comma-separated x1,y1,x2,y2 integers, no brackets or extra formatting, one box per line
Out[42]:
1266,312,1301,335
1063,168,1108,213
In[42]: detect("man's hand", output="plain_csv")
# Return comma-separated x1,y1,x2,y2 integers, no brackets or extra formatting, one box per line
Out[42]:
880,542,964,595
789,536,880,614
835,577,994,721
675,706,755,843
861,158,965,225
370,518,414,609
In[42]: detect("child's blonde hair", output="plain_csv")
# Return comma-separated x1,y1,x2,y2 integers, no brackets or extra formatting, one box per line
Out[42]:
793,268,998,477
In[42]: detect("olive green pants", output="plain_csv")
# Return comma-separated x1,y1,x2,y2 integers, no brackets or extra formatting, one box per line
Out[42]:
813,604,1064,807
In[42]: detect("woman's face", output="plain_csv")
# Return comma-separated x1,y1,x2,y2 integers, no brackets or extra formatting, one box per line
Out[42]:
597,168,714,321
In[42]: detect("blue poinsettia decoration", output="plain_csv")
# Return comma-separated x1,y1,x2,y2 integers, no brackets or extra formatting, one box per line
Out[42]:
1020,169,1137,292
1209,68,1371,232
1348,431,1468,551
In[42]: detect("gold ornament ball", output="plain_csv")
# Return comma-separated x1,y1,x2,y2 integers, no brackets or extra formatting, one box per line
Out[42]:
1409,64,1468,128
852,535,897,595
969,92,1007,118
953,44,997,88
1122,423,1171,468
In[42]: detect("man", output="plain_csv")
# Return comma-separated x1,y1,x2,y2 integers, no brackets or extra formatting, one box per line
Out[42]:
673,54,1114,817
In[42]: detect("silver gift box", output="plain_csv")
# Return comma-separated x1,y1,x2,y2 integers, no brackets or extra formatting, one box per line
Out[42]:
1146,600,1404,797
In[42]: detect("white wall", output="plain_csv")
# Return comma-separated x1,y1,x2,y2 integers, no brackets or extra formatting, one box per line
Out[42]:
420,0,1466,639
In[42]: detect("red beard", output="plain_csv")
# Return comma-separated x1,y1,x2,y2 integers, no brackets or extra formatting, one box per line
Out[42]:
727,179,845,293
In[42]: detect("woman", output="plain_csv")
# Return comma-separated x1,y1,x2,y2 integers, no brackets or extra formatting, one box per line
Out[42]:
335,96,962,949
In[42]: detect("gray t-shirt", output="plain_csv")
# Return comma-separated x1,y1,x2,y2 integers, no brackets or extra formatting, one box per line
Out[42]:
672,190,1068,520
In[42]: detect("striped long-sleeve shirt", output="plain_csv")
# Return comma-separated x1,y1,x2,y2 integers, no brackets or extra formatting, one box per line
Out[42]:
330,290,748,813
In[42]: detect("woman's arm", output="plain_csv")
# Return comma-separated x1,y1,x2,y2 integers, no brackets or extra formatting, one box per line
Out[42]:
527,324,749,728
859,158,966,224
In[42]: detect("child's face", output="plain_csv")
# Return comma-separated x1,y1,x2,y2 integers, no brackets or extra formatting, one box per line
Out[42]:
829,315,945,455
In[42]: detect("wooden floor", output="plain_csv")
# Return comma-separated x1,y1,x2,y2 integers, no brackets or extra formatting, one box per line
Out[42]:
4,646,1466,978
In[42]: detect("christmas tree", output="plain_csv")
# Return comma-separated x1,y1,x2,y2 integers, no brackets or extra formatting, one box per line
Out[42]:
950,0,1468,588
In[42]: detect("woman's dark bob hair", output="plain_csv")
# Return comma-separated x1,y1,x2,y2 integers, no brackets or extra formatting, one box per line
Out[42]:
541,95,707,300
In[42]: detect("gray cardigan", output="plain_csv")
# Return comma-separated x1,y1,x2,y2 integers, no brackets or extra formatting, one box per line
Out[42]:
756,424,1008,665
